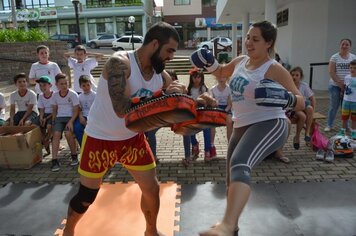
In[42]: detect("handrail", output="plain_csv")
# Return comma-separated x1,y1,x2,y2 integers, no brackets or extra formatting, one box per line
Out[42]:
309,62,329,89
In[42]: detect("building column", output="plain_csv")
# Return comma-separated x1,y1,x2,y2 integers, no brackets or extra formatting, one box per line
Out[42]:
56,19,60,34
231,23,237,58
241,12,249,55
113,16,117,35
265,0,277,25
142,14,147,36
84,18,89,43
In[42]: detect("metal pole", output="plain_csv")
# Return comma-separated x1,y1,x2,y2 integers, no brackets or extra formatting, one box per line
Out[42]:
131,23,134,50
73,1,81,45
10,0,17,29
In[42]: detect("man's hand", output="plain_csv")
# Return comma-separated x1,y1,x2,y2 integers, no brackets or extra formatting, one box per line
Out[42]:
196,92,218,107
66,122,74,132
79,116,87,126
165,81,188,94
18,119,25,126
40,117,46,127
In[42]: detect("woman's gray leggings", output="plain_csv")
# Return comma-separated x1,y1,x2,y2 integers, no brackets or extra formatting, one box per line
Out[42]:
227,118,289,186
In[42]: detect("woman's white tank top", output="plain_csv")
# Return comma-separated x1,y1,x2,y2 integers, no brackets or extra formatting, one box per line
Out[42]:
85,51,163,140
230,57,286,128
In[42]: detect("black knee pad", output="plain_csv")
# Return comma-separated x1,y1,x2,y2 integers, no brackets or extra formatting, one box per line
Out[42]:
70,184,99,214
230,165,252,186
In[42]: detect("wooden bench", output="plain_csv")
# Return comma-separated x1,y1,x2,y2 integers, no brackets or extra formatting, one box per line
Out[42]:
289,112,326,136
290,111,326,124
313,112,326,121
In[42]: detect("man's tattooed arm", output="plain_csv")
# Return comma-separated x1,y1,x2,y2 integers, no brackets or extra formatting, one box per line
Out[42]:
104,55,131,118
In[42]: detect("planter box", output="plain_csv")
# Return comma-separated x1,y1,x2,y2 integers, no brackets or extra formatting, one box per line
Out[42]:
0,126,42,169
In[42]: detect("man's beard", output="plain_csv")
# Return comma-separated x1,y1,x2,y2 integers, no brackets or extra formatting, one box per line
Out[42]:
151,46,165,74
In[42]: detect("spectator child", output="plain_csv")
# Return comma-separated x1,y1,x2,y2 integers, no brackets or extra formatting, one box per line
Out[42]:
29,45,62,95
51,73,79,172
36,76,54,155
325,39,356,131
289,66,316,148
74,75,96,146
340,59,356,138
9,73,38,126
166,70,193,166
64,45,103,93
187,68,214,161
0,92,6,126
210,76,233,155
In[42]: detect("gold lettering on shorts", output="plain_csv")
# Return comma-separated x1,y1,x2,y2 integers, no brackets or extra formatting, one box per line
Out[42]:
120,146,145,165
88,149,118,172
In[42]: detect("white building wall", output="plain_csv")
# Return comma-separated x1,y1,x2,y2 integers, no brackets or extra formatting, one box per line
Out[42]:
275,2,293,68
325,0,356,61
276,0,356,91
291,0,329,90
162,0,201,15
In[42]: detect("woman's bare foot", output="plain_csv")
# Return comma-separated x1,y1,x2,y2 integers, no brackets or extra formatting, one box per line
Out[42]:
199,223,236,236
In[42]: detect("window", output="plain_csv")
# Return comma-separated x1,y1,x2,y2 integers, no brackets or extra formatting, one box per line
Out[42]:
100,35,114,40
277,8,288,27
133,37,142,43
202,0,217,7
118,37,130,43
174,0,190,5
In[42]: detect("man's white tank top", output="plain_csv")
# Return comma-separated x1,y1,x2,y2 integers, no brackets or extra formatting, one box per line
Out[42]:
85,51,163,140
229,56,286,128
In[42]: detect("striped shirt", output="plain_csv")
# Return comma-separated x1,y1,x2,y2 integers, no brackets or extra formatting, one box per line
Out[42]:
329,52,356,86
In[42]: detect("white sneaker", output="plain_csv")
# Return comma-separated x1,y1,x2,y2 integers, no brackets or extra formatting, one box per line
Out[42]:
315,149,325,161
324,127,331,132
325,150,334,163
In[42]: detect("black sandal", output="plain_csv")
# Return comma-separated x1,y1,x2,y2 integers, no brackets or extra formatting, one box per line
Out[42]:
305,136,311,147
293,136,300,150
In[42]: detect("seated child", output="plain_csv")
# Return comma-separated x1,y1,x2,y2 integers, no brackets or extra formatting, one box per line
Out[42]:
29,45,61,95
36,76,54,155
289,66,316,149
74,75,96,147
51,73,80,172
9,73,38,126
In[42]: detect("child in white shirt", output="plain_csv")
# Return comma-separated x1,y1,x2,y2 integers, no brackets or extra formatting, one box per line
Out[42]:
29,45,61,95
341,59,356,139
35,75,54,155
209,76,233,158
9,73,38,126
73,75,96,146
64,45,103,93
51,73,79,172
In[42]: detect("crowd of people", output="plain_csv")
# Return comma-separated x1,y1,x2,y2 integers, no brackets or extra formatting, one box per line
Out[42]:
0,44,102,172
0,20,354,236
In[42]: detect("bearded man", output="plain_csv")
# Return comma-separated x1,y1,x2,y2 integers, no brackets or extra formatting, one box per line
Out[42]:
63,22,185,236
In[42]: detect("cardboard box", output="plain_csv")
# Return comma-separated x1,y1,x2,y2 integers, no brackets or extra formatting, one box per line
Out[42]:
0,126,42,169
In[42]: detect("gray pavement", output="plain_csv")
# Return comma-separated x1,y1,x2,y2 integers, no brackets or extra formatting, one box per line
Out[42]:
1,51,356,186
